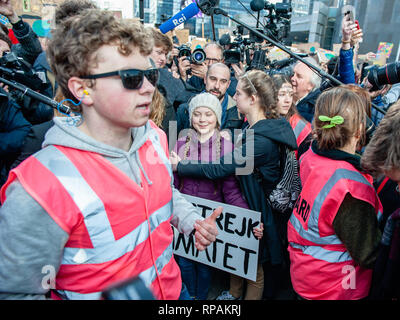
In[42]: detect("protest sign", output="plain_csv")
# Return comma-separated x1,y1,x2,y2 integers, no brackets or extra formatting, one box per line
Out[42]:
175,29,190,45
173,194,261,281
316,48,336,63
377,42,394,59
268,47,290,61
293,42,320,54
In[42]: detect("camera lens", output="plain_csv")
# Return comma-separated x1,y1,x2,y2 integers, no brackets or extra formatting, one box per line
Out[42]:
368,62,400,91
178,45,191,58
191,48,206,64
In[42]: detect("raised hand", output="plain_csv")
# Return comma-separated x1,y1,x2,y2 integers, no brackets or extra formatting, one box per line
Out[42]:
0,0,18,23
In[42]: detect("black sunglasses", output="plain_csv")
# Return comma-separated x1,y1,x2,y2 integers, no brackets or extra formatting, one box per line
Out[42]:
80,68,159,90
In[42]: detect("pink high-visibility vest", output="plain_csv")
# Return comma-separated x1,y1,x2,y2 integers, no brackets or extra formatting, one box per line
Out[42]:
287,148,382,300
289,113,312,158
1,121,182,300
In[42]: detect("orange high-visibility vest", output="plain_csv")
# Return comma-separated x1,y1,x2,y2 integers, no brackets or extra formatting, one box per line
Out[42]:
287,148,382,300
1,121,181,300
289,113,312,158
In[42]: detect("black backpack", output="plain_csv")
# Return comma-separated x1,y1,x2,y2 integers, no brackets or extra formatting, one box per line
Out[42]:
267,145,302,213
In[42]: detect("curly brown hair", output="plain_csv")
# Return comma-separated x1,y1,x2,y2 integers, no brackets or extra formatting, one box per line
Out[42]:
47,9,154,112
362,102,400,177
55,0,98,25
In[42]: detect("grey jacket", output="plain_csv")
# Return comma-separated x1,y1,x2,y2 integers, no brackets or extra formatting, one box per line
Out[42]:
0,117,202,299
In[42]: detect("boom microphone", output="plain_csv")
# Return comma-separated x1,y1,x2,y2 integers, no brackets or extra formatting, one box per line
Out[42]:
219,33,231,46
250,0,265,12
159,2,199,34
195,0,220,16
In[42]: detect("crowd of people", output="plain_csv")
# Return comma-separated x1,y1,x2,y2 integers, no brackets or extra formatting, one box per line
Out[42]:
0,0,399,301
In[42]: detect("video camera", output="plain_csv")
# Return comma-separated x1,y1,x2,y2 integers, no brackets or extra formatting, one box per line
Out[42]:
177,45,206,64
221,26,261,66
0,52,45,91
263,1,292,42
220,1,292,70
249,0,292,42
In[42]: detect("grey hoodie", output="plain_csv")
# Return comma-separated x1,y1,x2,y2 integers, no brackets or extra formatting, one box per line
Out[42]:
0,117,201,300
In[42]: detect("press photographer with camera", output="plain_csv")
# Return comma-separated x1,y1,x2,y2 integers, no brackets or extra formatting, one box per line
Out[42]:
0,35,31,187
0,1,56,125
178,42,222,82
0,0,42,66
0,21,31,189
176,42,239,96
0,83,31,189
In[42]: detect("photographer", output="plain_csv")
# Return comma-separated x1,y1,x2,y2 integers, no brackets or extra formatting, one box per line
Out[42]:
0,37,53,125
0,85,31,189
0,1,55,125
147,27,196,117
0,0,42,65
177,42,238,96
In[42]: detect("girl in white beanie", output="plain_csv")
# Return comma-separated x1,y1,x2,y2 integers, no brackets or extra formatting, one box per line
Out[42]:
171,92,258,300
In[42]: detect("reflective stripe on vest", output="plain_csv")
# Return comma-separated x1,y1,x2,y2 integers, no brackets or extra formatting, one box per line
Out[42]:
56,242,174,300
293,118,307,141
289,168,382,246
57,290,102,300
290,114,311,148
289,242,352,263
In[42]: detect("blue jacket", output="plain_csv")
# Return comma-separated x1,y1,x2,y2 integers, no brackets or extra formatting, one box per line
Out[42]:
0,92,31,187
338,48,356,84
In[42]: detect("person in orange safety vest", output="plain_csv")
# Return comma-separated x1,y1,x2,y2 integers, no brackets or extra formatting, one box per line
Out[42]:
272,74,312,160
287,86,382,300
0,9,222,300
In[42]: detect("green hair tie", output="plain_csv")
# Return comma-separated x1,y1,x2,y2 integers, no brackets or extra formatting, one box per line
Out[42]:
318,115,344,129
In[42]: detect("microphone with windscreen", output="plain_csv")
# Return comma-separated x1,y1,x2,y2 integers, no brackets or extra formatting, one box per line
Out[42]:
195,0,220,16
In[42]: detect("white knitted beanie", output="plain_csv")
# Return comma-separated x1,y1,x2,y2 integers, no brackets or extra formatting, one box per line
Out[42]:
188,92,222,127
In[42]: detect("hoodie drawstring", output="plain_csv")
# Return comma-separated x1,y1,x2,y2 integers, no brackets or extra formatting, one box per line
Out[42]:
134,152,153,186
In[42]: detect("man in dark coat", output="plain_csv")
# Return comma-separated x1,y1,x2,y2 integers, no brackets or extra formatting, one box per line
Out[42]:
0,1,43,65
0,88,31,188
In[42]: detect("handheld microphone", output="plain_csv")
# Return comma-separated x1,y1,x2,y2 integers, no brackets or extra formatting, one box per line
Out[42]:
159,2,199,34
